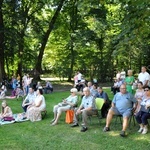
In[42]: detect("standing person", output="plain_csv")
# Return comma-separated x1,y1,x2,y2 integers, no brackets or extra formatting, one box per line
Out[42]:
71,87,97,132
116,71,121,80
103,84,137,137
0,100,13,119
51,88,78,125
22,87,36,112
125,70,134,94
135,86,150,134
138,66,150,88
73,72,78,87
25,74,32,95
77,71,82,83
120,69,126,81
26,89,46,122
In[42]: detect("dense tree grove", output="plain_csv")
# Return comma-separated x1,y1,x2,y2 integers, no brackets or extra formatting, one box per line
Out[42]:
0,0,149,82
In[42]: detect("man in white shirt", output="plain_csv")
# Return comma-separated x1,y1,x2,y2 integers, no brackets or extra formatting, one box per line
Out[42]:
138,66,150,88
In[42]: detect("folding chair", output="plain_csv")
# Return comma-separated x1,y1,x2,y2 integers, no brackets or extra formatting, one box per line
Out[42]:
88,98,104,125
114,113,136,128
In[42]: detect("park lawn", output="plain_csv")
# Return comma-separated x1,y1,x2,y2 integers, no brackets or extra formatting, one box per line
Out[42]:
0,88,150,150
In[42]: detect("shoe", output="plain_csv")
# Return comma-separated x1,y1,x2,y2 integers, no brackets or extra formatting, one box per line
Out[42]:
80,126,88,132
103,127,110,132
138,128,143,133
50,122,57,126
70,123,79,127
142,128,148,134
120,131,126,137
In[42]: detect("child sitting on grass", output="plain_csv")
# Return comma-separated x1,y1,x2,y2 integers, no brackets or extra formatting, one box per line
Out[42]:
0,100,13,119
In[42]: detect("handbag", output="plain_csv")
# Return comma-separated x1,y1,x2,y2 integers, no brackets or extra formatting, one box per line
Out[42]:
3,117,15,121
65,110,74,124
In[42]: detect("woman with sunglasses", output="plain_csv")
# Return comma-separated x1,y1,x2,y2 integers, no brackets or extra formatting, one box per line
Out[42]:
135,86,150,134
51,88,78,125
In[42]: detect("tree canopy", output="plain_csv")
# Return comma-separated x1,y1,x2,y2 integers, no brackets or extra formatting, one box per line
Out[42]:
0,0,149,82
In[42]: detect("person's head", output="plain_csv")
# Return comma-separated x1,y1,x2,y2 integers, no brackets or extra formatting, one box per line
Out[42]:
92,84,97,89
29,87,34,94
37,88,43,95
37,81,41,85
141,66,147,73
144,86,150,96
87,82,92,87
70,88,78,95
97,87,103,93
137,81,143,89
127,70,133,76
119,84,126,94
1,100,7,108
83,87,90,97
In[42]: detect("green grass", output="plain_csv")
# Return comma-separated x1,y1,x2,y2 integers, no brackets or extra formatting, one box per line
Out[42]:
0,88,150,150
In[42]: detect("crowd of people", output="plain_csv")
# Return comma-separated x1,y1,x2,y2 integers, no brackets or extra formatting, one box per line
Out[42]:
0,66,150,137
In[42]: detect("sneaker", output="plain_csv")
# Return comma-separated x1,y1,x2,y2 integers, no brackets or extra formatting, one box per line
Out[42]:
138,128,143,133
142,128,148,134
120,131,126,137
103,127,110,132
70,123,79,127
80,126,88,132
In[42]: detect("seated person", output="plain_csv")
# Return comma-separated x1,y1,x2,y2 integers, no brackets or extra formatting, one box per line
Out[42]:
90,84,98,98
44,80,53,94
0,88,6,99
15,87,24,98
111,78,123,95
36,81,43,90
71,87,97,132
134,81,145,115
26,89,46,122
103,84,137,137
135,86,150,134
0,100,13,119
22,87,36,112
96,87,110,118
51,88,78,125
75,76,86,91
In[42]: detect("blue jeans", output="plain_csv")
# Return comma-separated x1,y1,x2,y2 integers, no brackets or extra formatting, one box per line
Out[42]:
135,111,150,125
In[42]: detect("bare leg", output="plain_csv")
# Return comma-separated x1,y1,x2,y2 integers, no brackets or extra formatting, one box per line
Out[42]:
106,109,115,127
122,117,129,131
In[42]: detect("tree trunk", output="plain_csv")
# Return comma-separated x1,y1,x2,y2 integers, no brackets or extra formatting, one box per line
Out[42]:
34,0,65,80
0,0,5,82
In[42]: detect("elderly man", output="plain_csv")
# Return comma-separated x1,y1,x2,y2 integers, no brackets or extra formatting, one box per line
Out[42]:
71,87,96,132
138,66,150,88
22,87,36,112
103,84,137,137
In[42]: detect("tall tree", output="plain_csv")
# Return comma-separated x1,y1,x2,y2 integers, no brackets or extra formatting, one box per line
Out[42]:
34,0,66,80
0,0,5,82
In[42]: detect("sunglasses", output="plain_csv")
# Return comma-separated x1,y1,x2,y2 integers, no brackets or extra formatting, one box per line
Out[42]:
144,89,149,91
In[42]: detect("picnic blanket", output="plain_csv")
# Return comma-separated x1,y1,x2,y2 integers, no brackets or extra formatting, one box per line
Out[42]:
0,113,29,125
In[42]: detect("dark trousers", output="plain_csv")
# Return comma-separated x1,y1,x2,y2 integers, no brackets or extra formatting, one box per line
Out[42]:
101,102,110,118
135,111,150,125
22,105,29,112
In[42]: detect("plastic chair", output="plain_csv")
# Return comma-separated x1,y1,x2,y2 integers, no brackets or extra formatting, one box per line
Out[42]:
88,98,104,125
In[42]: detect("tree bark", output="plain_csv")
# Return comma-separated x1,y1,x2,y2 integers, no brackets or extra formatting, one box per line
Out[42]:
34,0,66,80
0,0,5,82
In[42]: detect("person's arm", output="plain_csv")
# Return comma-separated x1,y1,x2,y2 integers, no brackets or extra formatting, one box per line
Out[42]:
2,106,9,117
